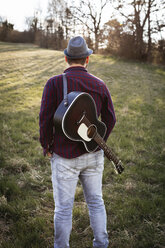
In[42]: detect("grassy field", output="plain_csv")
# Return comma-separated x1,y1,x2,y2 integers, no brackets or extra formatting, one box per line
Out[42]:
0,42,165,248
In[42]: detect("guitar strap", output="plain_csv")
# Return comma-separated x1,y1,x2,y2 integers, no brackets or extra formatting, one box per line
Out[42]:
62,73,68,106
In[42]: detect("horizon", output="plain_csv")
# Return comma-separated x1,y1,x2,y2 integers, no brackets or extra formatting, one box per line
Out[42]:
0,0,164,42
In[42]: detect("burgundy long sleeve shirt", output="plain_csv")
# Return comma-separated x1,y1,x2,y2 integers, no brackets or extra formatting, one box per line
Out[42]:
39,66,116,158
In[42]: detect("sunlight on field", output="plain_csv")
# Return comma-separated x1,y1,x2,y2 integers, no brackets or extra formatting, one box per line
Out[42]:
0,42,165,248
0,43,65,114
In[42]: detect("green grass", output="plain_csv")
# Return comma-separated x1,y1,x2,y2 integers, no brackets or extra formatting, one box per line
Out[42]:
0,42,165,248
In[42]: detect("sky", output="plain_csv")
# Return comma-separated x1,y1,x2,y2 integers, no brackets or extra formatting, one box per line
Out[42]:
0,0,112,31
0,0,164,41
0,0,49,31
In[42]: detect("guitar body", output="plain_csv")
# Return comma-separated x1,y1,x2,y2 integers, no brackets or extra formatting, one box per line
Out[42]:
54,91,124,174
53,92,107,152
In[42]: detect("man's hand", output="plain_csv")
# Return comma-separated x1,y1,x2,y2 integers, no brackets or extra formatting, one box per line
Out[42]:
47,152,52,158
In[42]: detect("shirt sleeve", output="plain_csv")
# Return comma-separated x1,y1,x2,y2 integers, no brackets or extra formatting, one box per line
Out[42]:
101,85,116,141
39,79,56,155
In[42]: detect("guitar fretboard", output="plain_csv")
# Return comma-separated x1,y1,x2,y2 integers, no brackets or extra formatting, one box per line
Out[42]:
93,133,119,165
81,115,124,174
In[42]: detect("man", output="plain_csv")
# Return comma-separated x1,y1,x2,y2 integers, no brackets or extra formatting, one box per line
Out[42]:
39,36,116,248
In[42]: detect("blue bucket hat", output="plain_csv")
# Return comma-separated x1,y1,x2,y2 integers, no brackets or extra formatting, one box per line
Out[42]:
64,36,93,59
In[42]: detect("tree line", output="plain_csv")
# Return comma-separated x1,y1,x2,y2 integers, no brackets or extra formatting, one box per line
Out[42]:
0,0,165,64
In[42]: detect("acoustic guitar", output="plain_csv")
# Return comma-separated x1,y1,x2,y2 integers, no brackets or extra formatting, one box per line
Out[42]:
54,91,124,174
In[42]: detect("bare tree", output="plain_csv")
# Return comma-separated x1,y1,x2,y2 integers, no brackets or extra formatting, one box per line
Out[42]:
104,19,123,54
63,7,73,40
48,0,66,25
0,20,14,41
71,0,110,53
113,0,164,60
47,0,75,40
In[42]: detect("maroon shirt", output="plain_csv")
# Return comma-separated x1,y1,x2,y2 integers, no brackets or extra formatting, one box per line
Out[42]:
39,66,116,158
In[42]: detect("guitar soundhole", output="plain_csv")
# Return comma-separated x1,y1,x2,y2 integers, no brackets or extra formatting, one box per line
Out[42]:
87,125,96,139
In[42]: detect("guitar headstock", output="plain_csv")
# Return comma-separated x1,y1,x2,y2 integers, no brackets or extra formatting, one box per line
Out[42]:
112,160,124,174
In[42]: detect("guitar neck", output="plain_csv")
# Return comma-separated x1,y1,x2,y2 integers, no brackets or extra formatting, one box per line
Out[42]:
79,115,124,174
93,133,119,165
93,132,124,174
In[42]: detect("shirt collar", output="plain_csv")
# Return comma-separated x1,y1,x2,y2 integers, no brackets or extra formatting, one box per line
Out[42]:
64,66,88,73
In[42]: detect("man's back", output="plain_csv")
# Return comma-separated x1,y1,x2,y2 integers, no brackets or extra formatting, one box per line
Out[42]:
39,66,116,158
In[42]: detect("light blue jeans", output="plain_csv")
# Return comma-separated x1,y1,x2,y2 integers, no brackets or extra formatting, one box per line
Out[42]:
50,150,109,248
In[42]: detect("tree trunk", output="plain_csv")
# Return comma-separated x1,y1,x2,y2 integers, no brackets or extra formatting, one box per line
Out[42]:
147,0,152,61
94,32,99,53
